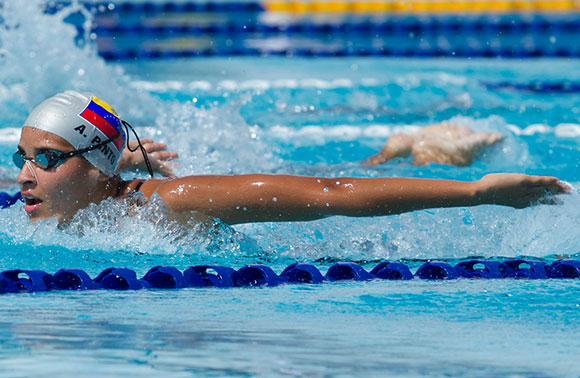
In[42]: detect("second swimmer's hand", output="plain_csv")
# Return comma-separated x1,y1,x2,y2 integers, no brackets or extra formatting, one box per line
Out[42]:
119,138,179,177
475,173,570,208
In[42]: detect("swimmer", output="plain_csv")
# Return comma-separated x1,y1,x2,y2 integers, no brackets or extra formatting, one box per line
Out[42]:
363,122,504,166
15,91,568,223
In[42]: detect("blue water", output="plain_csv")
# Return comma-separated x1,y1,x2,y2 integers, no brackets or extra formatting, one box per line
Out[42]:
1,1,580,377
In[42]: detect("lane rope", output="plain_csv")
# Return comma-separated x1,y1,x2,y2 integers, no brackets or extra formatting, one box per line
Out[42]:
1,259,579,293
45,1,580,15
38,1,580,59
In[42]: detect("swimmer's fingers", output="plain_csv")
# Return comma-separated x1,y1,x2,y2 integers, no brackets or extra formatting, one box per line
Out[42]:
526,177,571,194
139,140,179,164
147,154,179,177
155,161,178,177
519,182,569,206
478,173,569,208
150,150,179,162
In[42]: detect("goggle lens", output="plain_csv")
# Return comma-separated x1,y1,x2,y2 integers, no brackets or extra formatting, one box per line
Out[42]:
35,152,53,168
12,152,25,169
12,150,64,170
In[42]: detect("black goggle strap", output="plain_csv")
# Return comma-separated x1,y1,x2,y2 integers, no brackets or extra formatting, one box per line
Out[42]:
121,119,154,178
53,131,122,168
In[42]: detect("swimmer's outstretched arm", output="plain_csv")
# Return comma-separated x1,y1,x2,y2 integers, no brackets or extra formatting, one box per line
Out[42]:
138,173,568,225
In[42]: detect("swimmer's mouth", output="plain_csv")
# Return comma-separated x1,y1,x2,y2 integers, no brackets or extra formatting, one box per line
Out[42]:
22,194,43,213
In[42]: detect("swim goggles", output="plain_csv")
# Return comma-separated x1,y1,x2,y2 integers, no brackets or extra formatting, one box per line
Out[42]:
13,120,153,176
13,132,120,170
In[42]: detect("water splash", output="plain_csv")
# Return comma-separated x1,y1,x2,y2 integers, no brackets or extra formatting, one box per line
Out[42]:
0,0,157,124
0,2,579,268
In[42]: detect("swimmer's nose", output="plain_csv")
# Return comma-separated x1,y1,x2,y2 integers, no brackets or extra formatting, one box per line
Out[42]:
17,160,38,188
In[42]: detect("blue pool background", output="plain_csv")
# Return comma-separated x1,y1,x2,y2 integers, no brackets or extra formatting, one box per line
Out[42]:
1,1,580,376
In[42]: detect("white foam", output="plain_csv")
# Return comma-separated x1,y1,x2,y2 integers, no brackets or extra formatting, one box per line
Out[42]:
130,78,361,92
270,124,421,144
0,128,21,143
555,123,580,138
187,80,213,91
0,0,158,123
131,80,185,92
507,123,580,137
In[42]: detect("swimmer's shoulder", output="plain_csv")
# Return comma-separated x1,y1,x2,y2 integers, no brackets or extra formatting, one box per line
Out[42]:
122,176,210,199
122,178,169,198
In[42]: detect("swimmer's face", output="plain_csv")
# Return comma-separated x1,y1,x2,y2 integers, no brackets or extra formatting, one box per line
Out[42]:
16,127,103,222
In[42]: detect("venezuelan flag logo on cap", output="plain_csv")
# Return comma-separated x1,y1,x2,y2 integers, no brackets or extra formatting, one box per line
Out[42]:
79,96,125,151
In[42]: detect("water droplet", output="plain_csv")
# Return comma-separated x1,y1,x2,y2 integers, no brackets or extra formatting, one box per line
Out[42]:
272,197,277,202
236,206,240,210
243,207,247,211
209,198,213,203
326,202,330,207
323,187,329,193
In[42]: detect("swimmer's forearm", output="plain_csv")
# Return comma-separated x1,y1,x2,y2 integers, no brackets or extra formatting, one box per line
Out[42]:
154,175,482,224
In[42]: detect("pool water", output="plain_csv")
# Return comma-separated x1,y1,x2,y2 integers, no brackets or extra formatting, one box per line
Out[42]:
1,1,580,377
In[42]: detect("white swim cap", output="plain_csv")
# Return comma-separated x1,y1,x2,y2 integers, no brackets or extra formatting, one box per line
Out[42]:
23,90,126,177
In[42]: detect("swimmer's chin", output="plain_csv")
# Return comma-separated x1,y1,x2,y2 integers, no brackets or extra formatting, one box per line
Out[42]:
25,209,74,225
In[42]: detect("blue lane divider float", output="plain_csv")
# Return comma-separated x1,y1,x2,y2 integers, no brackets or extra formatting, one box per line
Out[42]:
95,267,151,290
498,259,549,279
547,260,580,279
415,262,460,280
281,263,325,284
454,260,504,279
325,262,375,281
183,265,236,287
0,270,53,292
370,261,414,280
52,268,102,290
2,259,580,294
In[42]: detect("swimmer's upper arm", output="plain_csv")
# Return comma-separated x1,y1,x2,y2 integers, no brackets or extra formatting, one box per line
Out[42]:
146,174,337,224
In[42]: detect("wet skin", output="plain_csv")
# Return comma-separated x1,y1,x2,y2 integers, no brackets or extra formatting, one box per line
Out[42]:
17,128,570,224
17,127,116,221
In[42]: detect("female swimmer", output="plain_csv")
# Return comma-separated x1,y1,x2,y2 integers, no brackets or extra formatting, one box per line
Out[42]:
15,91,568,223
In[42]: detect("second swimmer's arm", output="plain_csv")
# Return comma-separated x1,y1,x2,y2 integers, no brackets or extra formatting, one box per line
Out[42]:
140,173,567,225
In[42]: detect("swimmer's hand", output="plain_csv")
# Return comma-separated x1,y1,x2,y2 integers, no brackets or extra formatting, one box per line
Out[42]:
119,138,179,177
476,173,570,208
